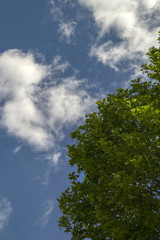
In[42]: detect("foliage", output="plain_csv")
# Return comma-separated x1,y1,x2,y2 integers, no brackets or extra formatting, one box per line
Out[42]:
57,34,160,240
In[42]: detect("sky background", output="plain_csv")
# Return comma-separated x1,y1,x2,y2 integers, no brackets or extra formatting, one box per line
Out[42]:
0,0,160,239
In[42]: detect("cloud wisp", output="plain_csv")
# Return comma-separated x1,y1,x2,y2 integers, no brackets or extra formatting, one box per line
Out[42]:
13,145,22,154
0,196,12,230
36,199,54,228
58,21,76,44
52,55,70,73
49,0,77,44
0,49,97,152
41,152,62,185
78,0,160,71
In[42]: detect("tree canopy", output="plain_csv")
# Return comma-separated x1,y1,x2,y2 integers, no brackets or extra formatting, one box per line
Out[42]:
57,34,160,240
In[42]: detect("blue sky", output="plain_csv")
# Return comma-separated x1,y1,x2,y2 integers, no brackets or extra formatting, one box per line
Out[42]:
0,0,160,239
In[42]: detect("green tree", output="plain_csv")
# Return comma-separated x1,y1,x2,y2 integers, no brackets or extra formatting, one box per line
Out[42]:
57,34,160,240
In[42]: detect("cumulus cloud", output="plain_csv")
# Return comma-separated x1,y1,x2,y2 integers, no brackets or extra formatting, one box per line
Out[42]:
0,196,12,230
78,0,160,71
58,21,76,43
36,199,54,228
0,49,51,151
0,49,97,152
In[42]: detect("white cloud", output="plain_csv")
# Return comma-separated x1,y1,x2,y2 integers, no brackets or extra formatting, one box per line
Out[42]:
58,21,76,43
78,0,160,71
141,0,159,9
0,49,51,151
52,152,61,166
36,199,54,228
0,197,12,230
45,78,95,135
0,49,97,153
